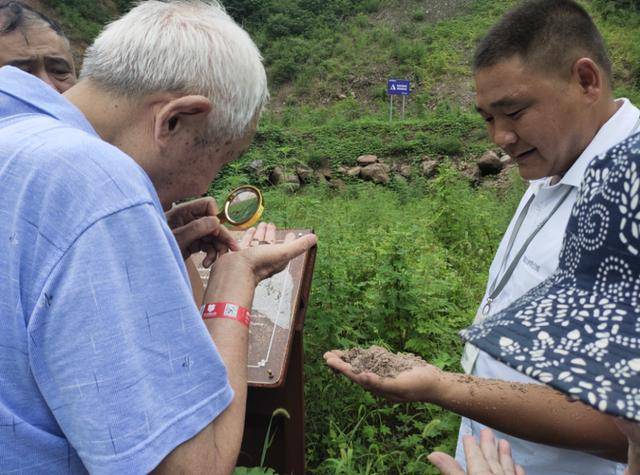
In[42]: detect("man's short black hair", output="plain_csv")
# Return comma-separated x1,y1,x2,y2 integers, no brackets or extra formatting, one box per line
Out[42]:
0,1,65,37
474,0,612,83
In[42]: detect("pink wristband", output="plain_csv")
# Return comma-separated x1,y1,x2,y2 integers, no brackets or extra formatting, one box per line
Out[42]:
201,302,250,327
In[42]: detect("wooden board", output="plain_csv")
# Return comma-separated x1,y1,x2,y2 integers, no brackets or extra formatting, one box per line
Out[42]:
193,229,316,387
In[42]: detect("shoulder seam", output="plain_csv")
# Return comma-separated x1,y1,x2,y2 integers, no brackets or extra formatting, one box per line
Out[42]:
34,200,159,313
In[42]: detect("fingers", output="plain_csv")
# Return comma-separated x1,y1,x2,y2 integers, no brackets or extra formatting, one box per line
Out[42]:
166,197,219,228
210,219,240,252
264,223,277,243
245,222,277,248
173,216,238,262
463,435,491,475
240,227,256,248
479,428,502,474
323,350,351,373
281,233,317,257
202,247,218,269
427,452,466,475
428,431,522,475
189,196,219,216
172,216,219,259
323,350,387,393
497,439,517,475
252,222,268,245
238,232,316,284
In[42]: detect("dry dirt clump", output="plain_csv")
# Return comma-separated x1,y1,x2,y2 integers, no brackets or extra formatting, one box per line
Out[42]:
340,345,428,378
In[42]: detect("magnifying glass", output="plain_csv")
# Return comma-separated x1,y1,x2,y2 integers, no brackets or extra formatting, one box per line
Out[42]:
216,185,264,229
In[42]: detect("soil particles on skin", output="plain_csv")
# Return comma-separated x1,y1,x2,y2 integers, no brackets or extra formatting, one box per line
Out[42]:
340,345,428,378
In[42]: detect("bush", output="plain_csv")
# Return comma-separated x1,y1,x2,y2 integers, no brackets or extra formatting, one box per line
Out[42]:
253,171,523,472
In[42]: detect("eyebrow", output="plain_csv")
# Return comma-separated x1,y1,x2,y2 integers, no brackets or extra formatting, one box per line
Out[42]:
475,97,533,115
489,97,525,109
7,58,35,68
44,56,72,70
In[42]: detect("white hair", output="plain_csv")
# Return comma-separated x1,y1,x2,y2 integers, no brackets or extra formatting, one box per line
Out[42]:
80,0,268,141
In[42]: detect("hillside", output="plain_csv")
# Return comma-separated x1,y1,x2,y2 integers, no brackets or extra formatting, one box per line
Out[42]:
29,1,640,473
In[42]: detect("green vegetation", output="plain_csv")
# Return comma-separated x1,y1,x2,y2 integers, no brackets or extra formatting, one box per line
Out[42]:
256,171,524,473
44,0,640,472
209,1,640,472
46,0,132,44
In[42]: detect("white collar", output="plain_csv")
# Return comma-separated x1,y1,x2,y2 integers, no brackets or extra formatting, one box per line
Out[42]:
546,98,640,189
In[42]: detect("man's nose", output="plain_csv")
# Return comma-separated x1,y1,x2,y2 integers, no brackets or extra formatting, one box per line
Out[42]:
491,120,518,149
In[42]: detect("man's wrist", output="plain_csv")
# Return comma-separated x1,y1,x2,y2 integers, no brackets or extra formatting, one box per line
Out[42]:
202,302,251,327
205,253,256,306
421,369,454,405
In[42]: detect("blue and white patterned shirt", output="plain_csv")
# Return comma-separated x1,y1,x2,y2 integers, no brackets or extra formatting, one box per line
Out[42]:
0,67,233,473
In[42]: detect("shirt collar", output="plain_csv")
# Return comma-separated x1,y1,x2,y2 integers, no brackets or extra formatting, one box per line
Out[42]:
0,66,97,136
556,98,640,188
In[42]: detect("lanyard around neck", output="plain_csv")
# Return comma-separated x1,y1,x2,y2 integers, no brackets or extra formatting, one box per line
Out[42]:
481,113,639,317
482,187,573,316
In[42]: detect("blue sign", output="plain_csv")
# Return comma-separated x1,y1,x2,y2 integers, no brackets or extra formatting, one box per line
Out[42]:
387,79,411,96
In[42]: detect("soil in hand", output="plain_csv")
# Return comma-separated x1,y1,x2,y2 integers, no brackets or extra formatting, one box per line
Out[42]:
340,345,428,378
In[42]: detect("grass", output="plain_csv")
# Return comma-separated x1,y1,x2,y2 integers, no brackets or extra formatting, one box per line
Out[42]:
251,171,525,473
46,0,640,472
203,1,640,471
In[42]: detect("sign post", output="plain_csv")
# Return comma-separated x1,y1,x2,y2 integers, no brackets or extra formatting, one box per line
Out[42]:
386,79,411,122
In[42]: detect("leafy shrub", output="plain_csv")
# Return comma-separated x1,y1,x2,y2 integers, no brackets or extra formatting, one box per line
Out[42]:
252,171,524,472
431,136,463,155
412,9,427,22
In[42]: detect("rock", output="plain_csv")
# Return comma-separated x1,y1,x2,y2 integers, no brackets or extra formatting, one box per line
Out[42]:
459,162,481,185
421,159,438,178
318,166,333,180
269,166,286,186
270,166,301,189
248,160,264,171
296,165,314,183
477,150,503,176
314,170,329,184
284,174,301,192
357,154,378,165
397,163,412,178
346,166,362,177
248,159,263,172
338,93,347,100
329,178,346,192
247,159,265,179
360,163,390,185
500,154,513,165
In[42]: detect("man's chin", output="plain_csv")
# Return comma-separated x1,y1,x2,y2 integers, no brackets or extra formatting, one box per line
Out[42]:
514,152,548,181
516,163,547,181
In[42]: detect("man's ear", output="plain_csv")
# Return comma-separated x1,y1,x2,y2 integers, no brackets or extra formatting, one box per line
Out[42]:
154,95,212,148
572,57,606,102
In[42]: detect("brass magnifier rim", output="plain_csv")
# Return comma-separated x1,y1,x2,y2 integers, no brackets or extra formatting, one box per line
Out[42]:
222,185,264,229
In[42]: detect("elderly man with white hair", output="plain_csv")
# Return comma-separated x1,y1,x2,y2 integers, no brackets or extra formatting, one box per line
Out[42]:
0,1,316,474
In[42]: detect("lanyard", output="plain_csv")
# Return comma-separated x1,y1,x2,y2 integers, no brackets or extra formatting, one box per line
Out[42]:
482,187,573,316
481,112,640,317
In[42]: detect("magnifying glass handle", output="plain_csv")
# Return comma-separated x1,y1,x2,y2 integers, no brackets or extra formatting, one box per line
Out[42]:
216,210,228,224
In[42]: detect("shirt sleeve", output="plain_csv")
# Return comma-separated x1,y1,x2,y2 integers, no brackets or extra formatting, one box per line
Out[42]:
27,203,233,474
